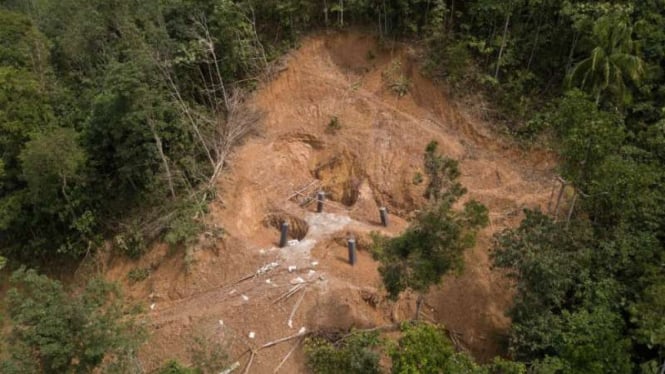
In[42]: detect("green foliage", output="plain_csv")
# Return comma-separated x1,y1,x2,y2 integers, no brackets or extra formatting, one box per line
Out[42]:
491,208,661,372
163,196,209,248
114,226,147,260
127,267,151,284
390,323,484,374
631,279,665,349
567,14,645,106
1,268,144,373
383,60,410,97
0,9,51,73
305,331,383,374
156,360,201,374
373,141,488,300
325,116,342,135
411,172,423,185
423,140,464,202
551,90,625,187
19,128,86,208
305,323,527,374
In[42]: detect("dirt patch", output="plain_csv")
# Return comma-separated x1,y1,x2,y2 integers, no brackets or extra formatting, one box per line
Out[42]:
277,132,326,150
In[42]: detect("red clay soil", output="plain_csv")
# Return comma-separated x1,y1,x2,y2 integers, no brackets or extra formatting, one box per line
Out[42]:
101,31,557,373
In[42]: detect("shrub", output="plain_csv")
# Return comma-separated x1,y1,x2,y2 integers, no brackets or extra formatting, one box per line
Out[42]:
325,116,342,135
383,61,410,97
1,268,144,373
127,267,151,284
305,331,383,374
157,360,201,374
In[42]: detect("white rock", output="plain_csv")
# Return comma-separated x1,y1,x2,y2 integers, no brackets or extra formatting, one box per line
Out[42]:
241,294,249,301
150,303,156,310
288,265,297,273
287,239,299,246
298,327,307,334
248,331,256,339
311,261,319,267
290,277,305,285
219,320,224,326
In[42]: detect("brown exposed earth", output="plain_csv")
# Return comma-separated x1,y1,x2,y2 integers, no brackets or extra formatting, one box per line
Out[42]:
102,31,557,373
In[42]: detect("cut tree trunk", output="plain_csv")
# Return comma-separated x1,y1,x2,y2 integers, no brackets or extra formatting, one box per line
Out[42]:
495,11,511,80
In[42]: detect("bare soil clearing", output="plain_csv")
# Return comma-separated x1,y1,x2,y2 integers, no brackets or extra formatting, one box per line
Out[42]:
104,31,556,372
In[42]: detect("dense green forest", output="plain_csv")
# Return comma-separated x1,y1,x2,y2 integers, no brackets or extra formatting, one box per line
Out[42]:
1,0,664,373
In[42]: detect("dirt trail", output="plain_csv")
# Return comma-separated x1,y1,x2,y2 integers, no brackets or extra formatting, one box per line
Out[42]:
107,32,556,372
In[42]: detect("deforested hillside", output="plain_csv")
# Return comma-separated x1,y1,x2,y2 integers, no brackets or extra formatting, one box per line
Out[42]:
1,1,664,373
116,32,555,372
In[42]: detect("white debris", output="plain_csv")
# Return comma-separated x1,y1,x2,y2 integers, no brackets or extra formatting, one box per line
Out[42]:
308,270,316,277
265,278,272,284
150,303,156,310
288,265,297,272
290,277,305,285
288,319,293,328
229,289,237,295
241,294,249,301
257,262,279,275
219,320,224,326
311,261,319,267
259,249,266,255
220,361,240,374
298,327,307,334
287,239,299,246
248,331,256,339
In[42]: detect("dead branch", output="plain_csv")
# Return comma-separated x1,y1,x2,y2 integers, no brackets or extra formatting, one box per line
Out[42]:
287,287,307,328
260,329,309,350
273,336,304,373
243,351,255,374
273,283,308,304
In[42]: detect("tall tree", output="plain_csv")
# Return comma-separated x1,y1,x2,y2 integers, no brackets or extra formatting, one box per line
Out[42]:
567,14,645,106
372,141,488,318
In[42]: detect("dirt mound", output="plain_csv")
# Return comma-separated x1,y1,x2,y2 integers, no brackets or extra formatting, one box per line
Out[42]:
110,30,557,372
313,150,364,206
331,229,374,251
263,211,310,240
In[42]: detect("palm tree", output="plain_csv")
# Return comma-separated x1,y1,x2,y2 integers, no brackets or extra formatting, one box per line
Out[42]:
567,15,644,106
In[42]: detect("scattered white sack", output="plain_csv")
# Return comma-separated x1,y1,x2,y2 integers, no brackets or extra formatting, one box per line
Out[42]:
311,261,319,267
290,277,305,285
287,239,299,246
149,303,156,311
248,331,256,339
241,294,249,301
288,265,297,273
